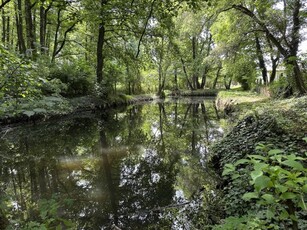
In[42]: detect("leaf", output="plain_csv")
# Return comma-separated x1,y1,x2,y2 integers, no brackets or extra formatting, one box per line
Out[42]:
275,184,288,193
262,194,275,204
280,192,296,200
234,159,250,166
251,170,263,182
268,149,283,155
23,110,35,117
33,108,47,113
255,143,265,150
280,209,289,220
254,175,272,192
303,184,307,193
281,160,304,171
248,154,266,160
266,208,274,220
242,192,259,200
253,162,268,171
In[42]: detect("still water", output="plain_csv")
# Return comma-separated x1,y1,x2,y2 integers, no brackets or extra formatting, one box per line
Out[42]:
0,98,224,229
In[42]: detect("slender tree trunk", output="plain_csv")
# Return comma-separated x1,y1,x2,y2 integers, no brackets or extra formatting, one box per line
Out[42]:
1,4,5,43
213,65,222,89
270,57,278,83
287,0,307,94
192,36,199,89
6,14,9,44
15,0,26,53
255,34,268,84
96,0,107,84
174,68,178,90
200,66,209,88
180,57,194,90
40,1,53,55
224,76,232,90
51,8,61,62
39,5,46,54
25,0,36,58
97,22,105,83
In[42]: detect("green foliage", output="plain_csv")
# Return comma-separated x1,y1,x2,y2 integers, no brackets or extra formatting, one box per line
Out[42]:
212,215,279,230
217,141,307,229
0,95,72,120
269,76,293,98
0,47,41,102
4,196,76,230
48,61,95,97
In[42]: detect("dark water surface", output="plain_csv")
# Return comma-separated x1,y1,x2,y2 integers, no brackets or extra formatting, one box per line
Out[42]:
0,98,224,229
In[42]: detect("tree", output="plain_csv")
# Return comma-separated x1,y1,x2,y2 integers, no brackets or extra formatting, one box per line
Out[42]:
227,1,307,94
172,8,214,90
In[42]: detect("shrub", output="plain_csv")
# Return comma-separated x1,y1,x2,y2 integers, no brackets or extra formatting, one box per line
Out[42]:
48,61,95,97
215,140,307,229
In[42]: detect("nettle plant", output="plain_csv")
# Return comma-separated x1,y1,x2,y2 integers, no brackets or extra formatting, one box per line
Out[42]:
222,138,307,229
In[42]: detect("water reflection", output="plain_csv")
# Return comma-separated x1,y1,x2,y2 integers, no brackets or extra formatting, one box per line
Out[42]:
0,98,224,229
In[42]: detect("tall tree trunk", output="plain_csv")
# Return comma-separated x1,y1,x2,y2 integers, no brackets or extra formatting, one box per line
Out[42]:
96,0,107,84
40,1,53,55
287,0,306,94
174,68,178,90
15,0,26,53
192,36,199,89
6,14,9,44
25,0,36,58
180,57,194,90
213,65,222,89
224,75,232,90
51,8,61,62
266,36,280,83
96,21,105,84
200,66,209,88
270,57,279,83
1,4,5,43
255,34,268,84
39,5,46,54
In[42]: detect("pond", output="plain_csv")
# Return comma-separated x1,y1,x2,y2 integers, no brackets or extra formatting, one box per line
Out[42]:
0,97,225,229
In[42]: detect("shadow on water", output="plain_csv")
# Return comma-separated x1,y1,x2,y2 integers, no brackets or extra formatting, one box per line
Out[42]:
0,97,225,229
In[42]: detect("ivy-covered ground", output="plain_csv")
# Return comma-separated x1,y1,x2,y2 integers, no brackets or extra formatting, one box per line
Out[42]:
210,90,307,229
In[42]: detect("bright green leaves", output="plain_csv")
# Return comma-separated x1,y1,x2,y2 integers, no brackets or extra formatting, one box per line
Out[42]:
250,169,263,182
242,192,259,200
221,140,307,227
254,175,272,192
282,159,304,171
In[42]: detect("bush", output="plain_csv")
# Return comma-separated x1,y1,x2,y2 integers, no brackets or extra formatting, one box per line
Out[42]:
269,77,293,98
214,140,307,230
48,61,95,97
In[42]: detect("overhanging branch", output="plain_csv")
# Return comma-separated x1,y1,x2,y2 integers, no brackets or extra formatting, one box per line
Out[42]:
135,0,156,58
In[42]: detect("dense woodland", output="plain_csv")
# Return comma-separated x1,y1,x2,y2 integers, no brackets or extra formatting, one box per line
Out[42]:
0,0,306,119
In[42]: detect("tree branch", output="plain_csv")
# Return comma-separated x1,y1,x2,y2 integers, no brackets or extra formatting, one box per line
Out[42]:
232,4,288,57
54,22,77,57
135,0,156,58
0,0,10,10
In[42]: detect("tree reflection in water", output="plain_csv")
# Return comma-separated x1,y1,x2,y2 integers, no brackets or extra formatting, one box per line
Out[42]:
0,98,224,229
